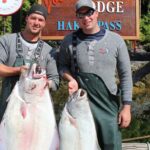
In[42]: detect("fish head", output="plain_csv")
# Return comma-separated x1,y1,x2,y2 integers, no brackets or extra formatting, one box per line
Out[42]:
67,89,89,118
68,89,87,103
19,63,47,96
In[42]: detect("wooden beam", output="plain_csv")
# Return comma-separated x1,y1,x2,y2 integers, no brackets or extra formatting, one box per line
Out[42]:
122,143,150,150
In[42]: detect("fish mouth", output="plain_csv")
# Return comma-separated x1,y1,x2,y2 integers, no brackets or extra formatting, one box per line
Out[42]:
69,89,87,103
76,89,87,100
67,89,88,118
78,89,85,97
27,63,46,79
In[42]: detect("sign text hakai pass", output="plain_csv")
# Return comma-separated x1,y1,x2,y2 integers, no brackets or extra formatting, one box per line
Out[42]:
38,0,140,40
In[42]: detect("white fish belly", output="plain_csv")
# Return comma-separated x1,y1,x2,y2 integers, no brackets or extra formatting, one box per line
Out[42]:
59,107,80,150
59,110,99,150
0,83,59,150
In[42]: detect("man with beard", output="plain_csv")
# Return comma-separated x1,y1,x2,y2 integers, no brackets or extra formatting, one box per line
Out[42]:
0,4,59,121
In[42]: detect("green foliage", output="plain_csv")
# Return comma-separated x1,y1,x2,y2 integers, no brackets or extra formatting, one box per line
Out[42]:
22,0,31,12
143,43,150,52
140,12,150,44
122,118,150,142
0,16,12,35
122,84,150,141
47,41,62,48
51,80,68,122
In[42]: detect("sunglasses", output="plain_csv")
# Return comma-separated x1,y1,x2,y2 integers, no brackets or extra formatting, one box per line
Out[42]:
76,9,95,19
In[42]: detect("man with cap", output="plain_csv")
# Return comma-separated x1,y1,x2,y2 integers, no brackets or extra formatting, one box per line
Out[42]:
58,0,133,149
0,4,59,121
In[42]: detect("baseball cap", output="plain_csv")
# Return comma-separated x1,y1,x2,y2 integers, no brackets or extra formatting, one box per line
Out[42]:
75,0,96,12
27,4,48,19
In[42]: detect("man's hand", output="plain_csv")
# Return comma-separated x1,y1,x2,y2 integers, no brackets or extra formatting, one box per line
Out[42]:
118,105,131,128
62,72,78,95
68,79,78,95
20,65,29,74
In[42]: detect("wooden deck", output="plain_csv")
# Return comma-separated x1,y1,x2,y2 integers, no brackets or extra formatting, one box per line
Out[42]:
122,143,150,150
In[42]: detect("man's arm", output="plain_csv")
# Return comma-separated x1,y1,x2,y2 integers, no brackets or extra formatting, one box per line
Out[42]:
117,38,133,128
0,64,24,77
0,35,26,77
58,35,78,94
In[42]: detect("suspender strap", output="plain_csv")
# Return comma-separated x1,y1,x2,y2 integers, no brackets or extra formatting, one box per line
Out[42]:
72,32,79,73
16,33,23,57
34,40,44,64
16,33,44,64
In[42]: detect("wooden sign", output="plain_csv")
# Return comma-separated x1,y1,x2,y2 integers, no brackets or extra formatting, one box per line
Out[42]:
38,0,140,40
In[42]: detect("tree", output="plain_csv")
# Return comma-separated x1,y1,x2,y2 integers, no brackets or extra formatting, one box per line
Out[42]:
141,0,150,14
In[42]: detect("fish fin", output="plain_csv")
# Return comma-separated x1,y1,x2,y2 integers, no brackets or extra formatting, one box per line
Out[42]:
20,103,27,119
68,116,78,128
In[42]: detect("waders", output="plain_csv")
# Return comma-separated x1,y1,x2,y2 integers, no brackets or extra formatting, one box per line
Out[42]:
77,72,122,150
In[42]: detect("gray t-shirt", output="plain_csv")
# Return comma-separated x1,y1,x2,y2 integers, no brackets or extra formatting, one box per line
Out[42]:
0,33,59,90
59,29,133,104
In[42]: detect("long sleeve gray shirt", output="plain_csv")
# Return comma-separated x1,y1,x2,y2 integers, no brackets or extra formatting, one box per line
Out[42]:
0,33,59,90
59,29,133,104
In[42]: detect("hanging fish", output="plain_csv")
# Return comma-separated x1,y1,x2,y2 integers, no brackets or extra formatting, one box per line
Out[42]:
0,63,59,150
59,89,101,150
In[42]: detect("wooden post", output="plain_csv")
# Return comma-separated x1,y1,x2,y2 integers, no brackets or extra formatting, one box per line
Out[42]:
122,143,150,150
131,40,137,53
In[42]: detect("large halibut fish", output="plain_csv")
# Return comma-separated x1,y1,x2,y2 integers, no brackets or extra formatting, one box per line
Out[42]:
59,89,101,150
0,63,59,150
